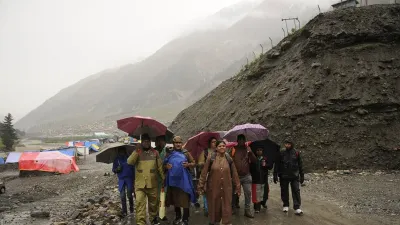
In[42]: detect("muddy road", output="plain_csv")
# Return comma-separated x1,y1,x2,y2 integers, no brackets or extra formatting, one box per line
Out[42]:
0,153,398,225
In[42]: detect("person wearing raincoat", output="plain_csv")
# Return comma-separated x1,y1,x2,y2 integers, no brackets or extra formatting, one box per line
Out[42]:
127,133,165,225
197,140,241,225
112,147,135,216
164,136,196,225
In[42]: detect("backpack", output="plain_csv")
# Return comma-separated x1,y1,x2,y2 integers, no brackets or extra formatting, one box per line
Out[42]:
208,152,234,178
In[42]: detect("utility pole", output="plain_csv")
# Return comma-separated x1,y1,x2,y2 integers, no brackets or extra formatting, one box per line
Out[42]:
282,18,289,34
282,28,286,37
269,37,273,48
260,44,264,54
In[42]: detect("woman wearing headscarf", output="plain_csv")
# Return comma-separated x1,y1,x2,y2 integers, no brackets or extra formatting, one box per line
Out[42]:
197,140,241,225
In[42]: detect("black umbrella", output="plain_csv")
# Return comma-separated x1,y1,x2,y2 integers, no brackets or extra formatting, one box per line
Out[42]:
250,139,281,170
96,143,137,164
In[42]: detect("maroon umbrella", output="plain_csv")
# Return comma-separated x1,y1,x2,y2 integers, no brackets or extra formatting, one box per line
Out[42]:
183,131,225,161
117,116,168,138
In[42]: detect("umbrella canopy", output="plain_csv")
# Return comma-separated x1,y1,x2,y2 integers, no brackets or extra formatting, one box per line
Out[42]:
96,143,136,164
183,132,224,161
223,123,269,142
249,139,280,169
117,116,168,138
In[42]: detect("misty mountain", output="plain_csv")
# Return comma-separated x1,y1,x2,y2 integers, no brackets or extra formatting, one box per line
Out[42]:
16,0,327,134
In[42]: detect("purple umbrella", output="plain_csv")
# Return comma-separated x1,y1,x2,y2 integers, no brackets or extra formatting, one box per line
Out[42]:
223,123,269,142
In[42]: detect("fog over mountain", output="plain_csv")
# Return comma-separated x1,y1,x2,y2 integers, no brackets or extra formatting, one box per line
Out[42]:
14,0,334,134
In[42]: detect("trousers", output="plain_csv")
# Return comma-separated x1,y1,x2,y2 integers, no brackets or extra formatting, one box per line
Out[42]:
135,187,158,225
232,174,252,210
280,178,301,209
120,184,134,214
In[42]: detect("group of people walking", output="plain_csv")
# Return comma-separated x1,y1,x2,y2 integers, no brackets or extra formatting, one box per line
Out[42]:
112,133,305,225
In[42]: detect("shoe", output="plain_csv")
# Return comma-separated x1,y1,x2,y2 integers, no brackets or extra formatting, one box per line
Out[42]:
255,210,260,213
152,217,160,225
181,220,188,225
194,202,201,208
283,207,289,212
129,207,134,214
261,201,267,209
295,209,303,215
160,216,168,221
173,219,181,225
244,209,254,218
235,204,240,209
204,210,208,217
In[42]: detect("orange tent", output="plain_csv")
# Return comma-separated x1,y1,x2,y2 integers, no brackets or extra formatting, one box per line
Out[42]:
19,151,79,174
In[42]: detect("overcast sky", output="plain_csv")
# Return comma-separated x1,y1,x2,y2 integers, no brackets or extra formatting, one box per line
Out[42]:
0,0,255,120
0,0,336,121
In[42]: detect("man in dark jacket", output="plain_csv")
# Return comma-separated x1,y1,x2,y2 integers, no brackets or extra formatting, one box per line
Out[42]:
273,140,304,215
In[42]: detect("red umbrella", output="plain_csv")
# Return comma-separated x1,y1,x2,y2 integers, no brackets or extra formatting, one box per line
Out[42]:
184,132,224,161
117,116,168,138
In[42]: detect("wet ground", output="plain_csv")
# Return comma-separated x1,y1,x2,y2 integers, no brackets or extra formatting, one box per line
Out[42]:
119,187,386,225
1,152,399,225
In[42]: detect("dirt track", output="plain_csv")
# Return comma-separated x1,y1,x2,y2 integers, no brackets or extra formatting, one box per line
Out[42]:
1,153,399,225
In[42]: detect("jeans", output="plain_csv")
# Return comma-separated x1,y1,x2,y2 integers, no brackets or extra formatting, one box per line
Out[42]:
232,174,252,210
120,184,134,214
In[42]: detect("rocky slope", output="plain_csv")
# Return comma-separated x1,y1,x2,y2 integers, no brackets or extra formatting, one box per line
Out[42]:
170,5,400,170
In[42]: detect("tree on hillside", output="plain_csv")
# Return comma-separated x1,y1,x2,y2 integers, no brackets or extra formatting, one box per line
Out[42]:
0,113,18,151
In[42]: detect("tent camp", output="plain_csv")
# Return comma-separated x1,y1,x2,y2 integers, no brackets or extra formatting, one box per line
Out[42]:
19,151,79,174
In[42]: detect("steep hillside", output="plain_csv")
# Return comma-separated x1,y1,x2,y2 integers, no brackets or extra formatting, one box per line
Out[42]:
170,5,400,170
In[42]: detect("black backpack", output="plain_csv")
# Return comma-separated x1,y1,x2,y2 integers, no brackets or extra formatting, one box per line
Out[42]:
208,152,234,178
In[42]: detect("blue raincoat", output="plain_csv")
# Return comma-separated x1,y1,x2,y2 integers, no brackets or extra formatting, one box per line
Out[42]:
164,150,196,203
112,155,135,192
